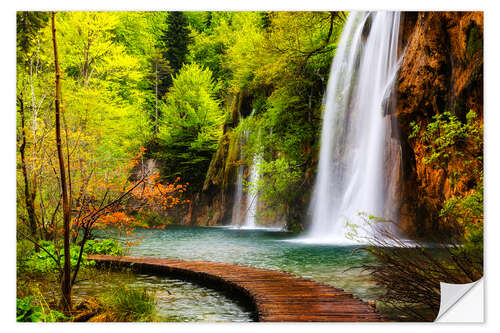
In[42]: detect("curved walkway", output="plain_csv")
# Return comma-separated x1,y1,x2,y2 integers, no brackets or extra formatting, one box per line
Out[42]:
88,254,383,322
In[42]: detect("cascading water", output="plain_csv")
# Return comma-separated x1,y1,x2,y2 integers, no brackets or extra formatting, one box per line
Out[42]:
241,152,262,229
305,11,402,244
231,130,248,227
230,128,264,229
231,162,245,226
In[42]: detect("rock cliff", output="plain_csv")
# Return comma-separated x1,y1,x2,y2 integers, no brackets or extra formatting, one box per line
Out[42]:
396,12,483,236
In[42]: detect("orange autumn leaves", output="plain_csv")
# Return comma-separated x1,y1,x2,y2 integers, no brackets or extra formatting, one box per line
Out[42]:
89,170,187,234
67,146,189,237
131,173,189,211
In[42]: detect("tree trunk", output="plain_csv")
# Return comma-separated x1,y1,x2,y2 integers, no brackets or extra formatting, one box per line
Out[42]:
155,61,159,134
18,92,39,252
51,11,72,313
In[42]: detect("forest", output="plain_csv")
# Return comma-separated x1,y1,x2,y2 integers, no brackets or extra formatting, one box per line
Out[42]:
16,11,483,322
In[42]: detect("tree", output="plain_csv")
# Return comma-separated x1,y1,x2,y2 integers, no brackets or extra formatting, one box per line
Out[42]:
159,12,192,94
151,63,223,192
151,50,171,134
16,11,191,316
17,92,39,252
16,12,49,63
51,11,72,312
16,11,50,252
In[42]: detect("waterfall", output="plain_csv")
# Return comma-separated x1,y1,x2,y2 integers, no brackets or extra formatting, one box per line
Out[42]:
242,152,262,229
231,128,264,229
231,130,248,227
305,11,401,244
231,162,245,226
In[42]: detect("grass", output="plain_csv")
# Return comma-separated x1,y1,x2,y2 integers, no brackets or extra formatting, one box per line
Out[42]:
86,285,157,322
17,263,159,322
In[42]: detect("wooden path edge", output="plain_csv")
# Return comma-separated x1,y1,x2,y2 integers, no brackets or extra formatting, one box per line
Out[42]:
87,254,383,322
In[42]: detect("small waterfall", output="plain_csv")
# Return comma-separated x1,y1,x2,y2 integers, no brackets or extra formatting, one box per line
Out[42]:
231,126,268,229
231,130,248,227
242,152,262,229
231,162,245,226
305,11,402,244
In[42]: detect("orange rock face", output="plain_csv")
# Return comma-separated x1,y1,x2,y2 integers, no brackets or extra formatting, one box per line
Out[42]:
396,12,483,237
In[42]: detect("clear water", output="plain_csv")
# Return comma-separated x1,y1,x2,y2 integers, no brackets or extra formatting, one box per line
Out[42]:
74,270,252,322
104,226,381,302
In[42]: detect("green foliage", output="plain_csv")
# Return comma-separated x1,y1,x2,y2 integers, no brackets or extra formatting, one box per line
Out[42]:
258,157,303,205
16,11,155,251
84,239,124,256
16,11,49,63
16,297,66,322
187,29,228,89
17,239,123,274
411,111,481,168
17,10,345,232
152,63,223,191
160,11,192,92
133,211,175,227
101,285,156,322
411,109,483,256
408,121,420,139
440,179,484,255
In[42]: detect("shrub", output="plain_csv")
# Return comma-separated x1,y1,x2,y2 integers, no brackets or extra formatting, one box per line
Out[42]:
16,297,66,322
17,239,124,274
409,109,483,257
84,239,124,256
347,214,483,321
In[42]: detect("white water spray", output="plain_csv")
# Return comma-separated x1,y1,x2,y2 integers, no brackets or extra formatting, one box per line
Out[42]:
304,11,401,244
241,153,262,229
230,128,265,229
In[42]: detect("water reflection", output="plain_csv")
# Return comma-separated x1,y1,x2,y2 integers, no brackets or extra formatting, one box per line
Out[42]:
74,270,252,322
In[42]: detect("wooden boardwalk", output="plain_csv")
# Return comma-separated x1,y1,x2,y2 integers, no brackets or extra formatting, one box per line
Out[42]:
88,255,383,322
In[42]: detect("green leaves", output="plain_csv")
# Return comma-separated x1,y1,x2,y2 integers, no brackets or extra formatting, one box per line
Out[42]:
151,63,223,191
16,297,66,322
415,111,482,168
84,239,124,256
412,109,483,256
162,63,223,147
17,239,123,274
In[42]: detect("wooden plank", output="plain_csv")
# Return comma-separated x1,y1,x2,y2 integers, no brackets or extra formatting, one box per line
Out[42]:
88,255,383,322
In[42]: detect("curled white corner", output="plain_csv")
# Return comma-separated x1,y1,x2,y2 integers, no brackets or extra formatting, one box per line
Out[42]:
435,278,484,322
